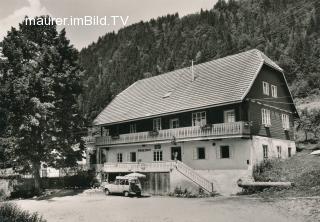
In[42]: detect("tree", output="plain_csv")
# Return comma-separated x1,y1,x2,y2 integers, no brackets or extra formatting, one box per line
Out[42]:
1,16,85,193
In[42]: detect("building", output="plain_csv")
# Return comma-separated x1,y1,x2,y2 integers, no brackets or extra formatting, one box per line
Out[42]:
86,49,298,195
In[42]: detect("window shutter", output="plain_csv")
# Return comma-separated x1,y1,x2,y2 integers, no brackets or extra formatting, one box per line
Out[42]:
193,148,197,160
229,146,234,159
216,147,220,159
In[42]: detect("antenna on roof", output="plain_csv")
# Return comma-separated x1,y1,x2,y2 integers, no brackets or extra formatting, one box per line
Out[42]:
191,60,195,82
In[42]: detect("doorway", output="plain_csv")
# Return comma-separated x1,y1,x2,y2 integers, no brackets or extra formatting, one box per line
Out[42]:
171,146,182,161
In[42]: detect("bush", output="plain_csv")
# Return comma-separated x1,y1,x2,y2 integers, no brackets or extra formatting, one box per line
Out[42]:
0,203,46,222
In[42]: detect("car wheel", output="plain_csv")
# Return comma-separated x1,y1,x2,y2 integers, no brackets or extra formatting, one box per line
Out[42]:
105,189,110,196
124,191,129,197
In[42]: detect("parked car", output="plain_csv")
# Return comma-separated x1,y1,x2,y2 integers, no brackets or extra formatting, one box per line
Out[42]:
101,176,142,197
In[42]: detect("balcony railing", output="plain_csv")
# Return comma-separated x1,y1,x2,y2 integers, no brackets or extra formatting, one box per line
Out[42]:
103,161,176,173
96,121,250,146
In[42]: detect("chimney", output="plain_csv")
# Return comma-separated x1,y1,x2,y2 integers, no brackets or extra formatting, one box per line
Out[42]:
191,60,195,81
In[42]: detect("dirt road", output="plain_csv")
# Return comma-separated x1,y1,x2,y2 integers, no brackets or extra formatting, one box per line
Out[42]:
13,191,305,222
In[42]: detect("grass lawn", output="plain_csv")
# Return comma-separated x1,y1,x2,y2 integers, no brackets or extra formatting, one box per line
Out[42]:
252,146,320,198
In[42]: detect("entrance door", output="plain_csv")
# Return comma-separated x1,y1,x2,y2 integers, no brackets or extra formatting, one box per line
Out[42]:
171,147,182,161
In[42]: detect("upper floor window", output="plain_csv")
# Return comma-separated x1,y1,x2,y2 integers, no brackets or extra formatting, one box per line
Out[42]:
263,145,268,159
192,111,206,126
170,118,179,129
281,114,290,130
153,118,161,131
261,108,271,126
262,81,269,95
224,109,235,123
130,123,137,133
102,127,110,136
271,85,277,98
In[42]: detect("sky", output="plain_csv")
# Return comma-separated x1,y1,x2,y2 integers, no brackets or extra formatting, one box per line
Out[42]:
0,0,218,50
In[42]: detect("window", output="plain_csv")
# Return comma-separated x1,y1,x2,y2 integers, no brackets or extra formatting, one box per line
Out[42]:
271,85,277,98
224,109,235,123
281,114,290,130
263,145,268,159
117,153,123,163
170,118,179,129
102,127,110,136
153,150,163,162
192,111,206,126
288,147,292,157
130,124,137,133
130,152,136,162
197,147,206,159
220,146,230,159
262,81,269,95
153,118,161,131
261,108,271,126
277,146,282,159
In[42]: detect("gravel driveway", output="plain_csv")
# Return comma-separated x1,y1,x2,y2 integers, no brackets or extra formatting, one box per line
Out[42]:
12,191,305,222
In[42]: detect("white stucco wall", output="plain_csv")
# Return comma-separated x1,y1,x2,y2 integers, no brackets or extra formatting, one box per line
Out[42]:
251,136,296,166
102,138,252,170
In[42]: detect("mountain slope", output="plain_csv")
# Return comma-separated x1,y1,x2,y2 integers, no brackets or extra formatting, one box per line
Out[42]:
79,0,320,122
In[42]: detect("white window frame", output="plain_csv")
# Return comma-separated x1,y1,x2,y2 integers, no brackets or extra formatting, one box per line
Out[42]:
262,81,270,95
281,114,290,130
117,153,123,163
277,146,282,159
153,118,161,131
261,108,271,126
192,111,206,126
271,85,277,98
263,145,268,159
170,118,179,129
130,123,137,133
224,109,235,123
153,150,163,162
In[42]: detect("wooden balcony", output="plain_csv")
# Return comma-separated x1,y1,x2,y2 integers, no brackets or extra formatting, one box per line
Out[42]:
96,121,250,146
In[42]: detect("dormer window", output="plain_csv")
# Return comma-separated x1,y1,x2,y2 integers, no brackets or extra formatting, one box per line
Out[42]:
271,85,277,98
163,91,172,98
262,81,269,95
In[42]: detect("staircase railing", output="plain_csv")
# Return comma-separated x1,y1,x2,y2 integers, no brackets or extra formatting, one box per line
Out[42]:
174,161,213,193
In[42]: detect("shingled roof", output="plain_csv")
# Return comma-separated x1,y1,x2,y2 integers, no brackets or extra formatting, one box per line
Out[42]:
93,49,284,126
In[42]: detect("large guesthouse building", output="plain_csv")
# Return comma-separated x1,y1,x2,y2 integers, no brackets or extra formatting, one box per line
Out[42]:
86,49,298,195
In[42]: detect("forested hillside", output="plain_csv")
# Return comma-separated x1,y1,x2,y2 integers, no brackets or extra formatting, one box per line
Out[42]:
79,0,320,122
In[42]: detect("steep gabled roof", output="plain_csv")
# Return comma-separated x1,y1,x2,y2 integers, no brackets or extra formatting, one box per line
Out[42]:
93,49,285,125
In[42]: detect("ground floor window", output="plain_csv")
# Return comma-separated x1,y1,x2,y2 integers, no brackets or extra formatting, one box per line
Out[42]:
288,147,292,157
277,146,282,158
117,153,123,162
197,147,206,159
220,146,230,159
153,150,163,162
130,152,136,162
263,145,268,159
